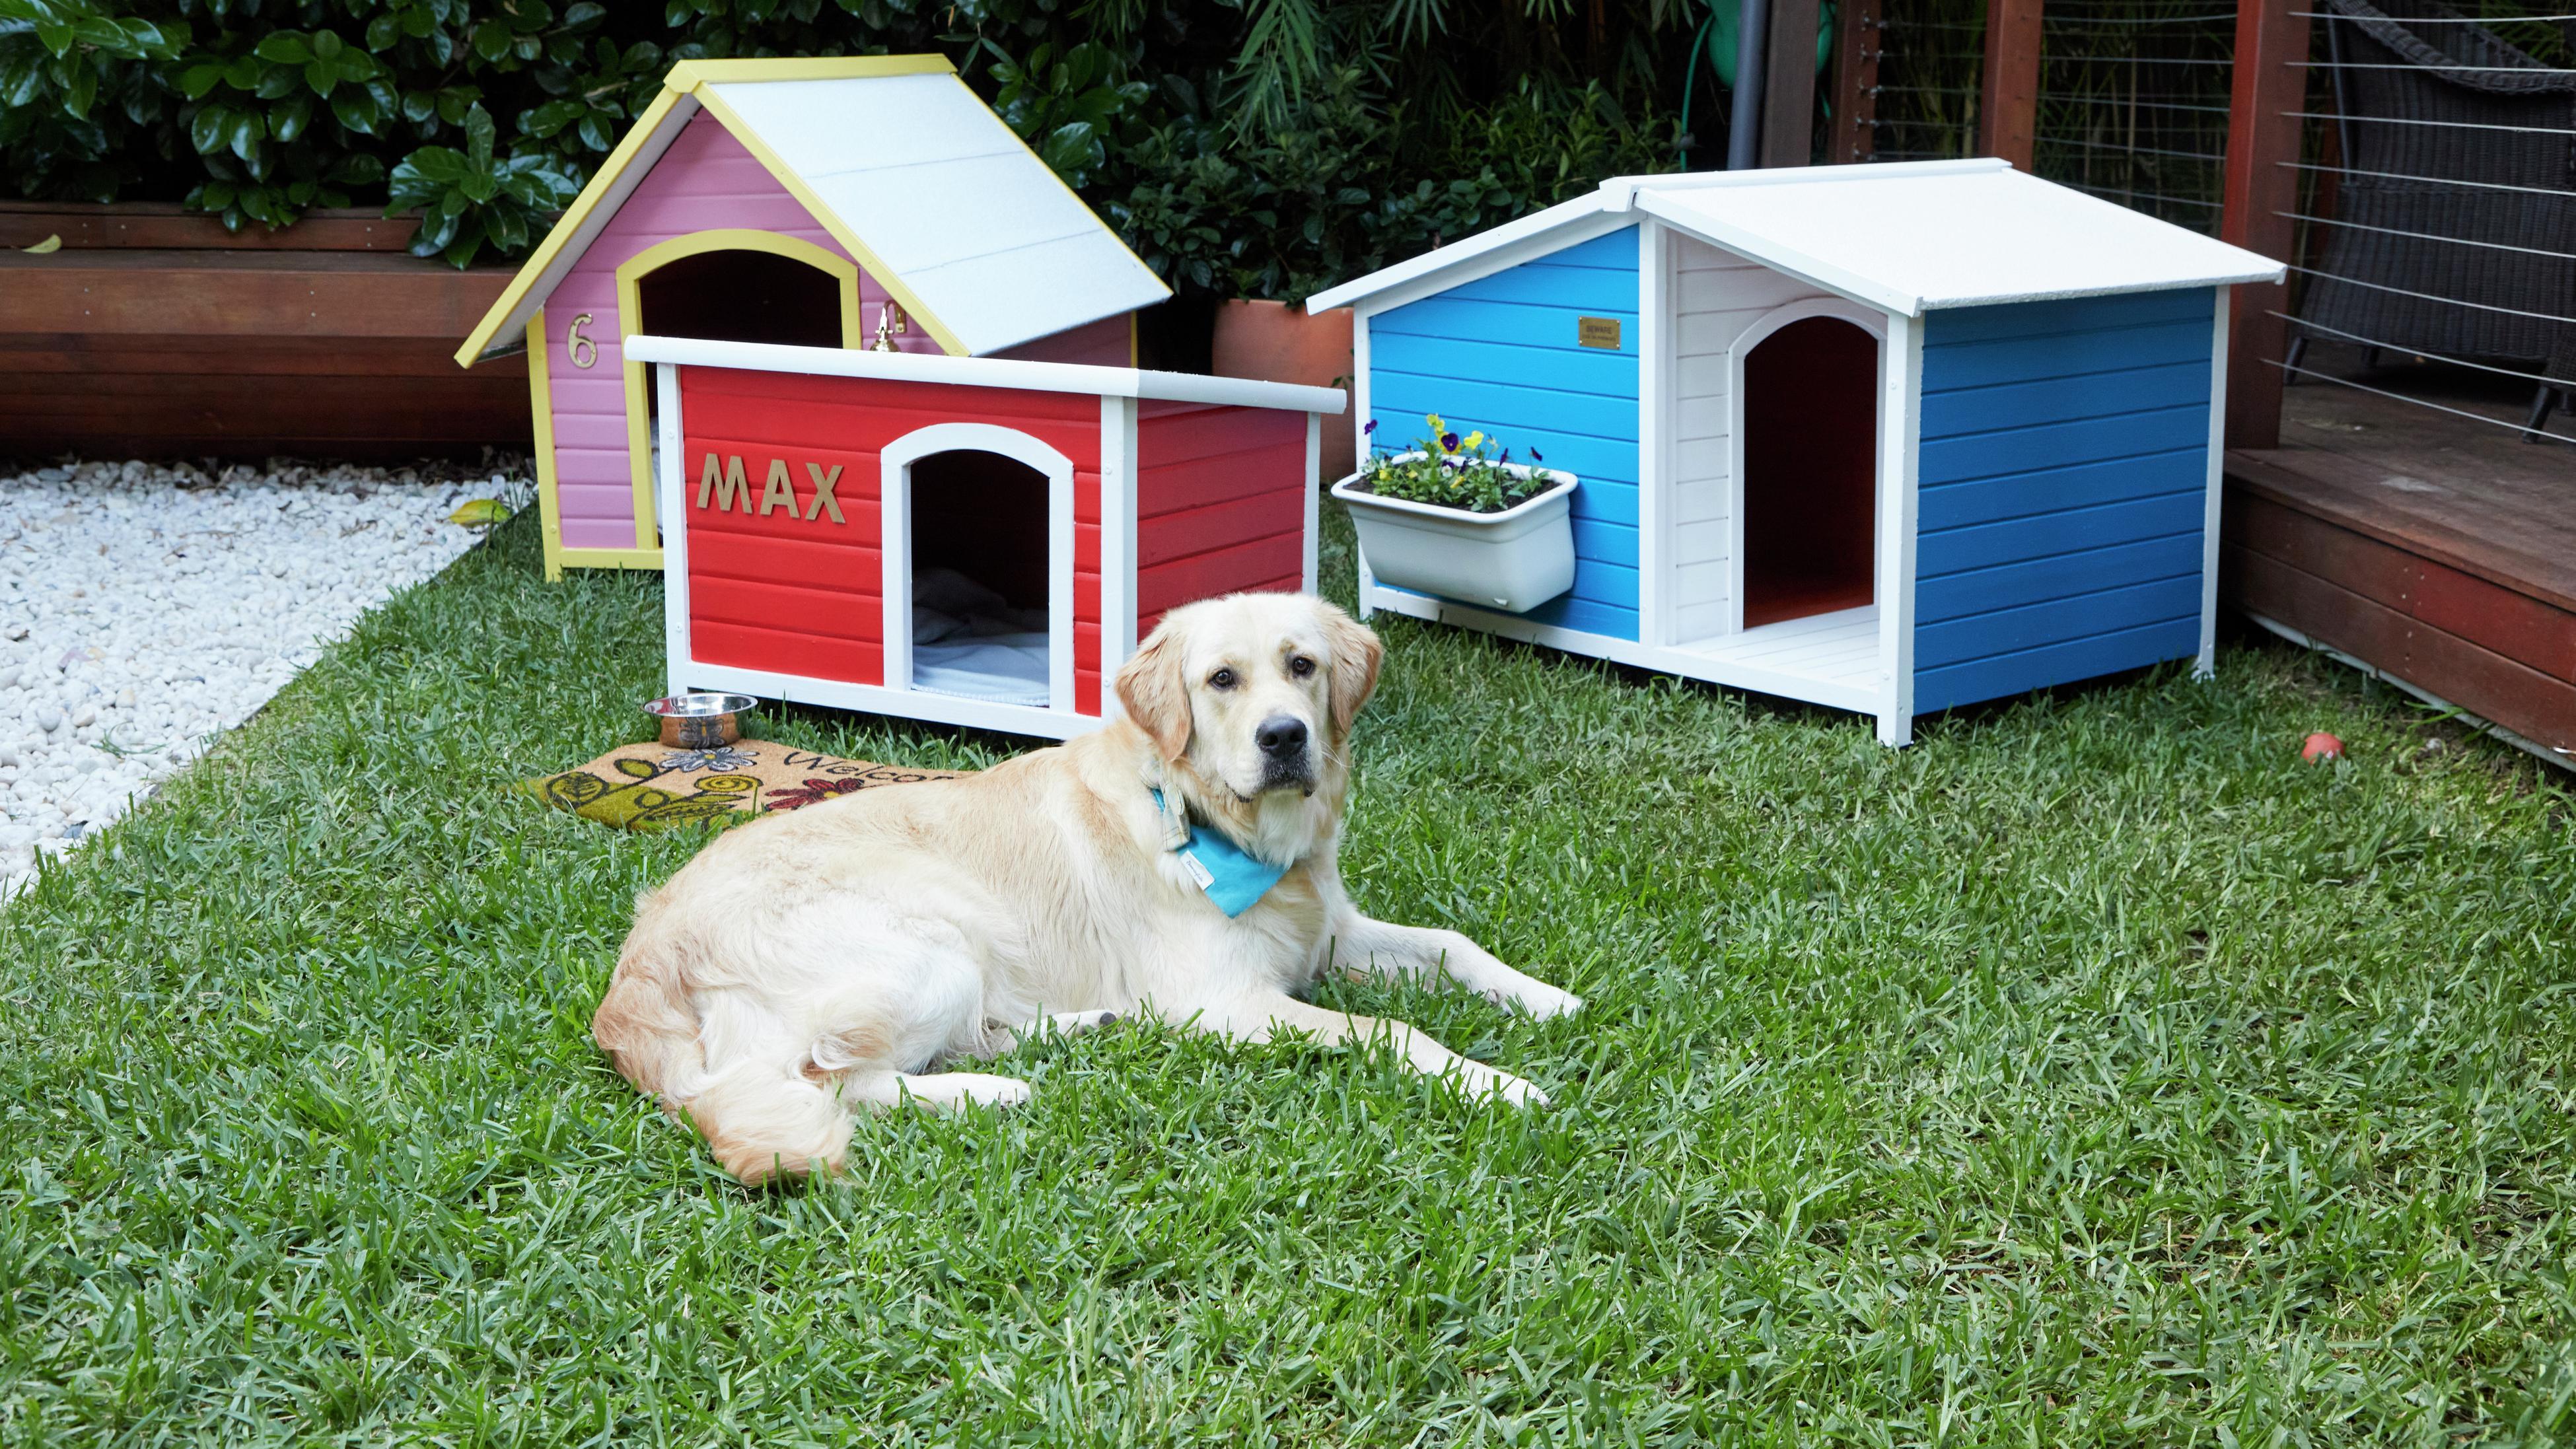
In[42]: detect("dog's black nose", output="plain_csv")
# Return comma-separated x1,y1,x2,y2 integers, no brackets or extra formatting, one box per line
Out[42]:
1256,715,1309,758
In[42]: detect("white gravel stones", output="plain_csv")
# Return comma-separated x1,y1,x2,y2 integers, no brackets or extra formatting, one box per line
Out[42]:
1,458,515,901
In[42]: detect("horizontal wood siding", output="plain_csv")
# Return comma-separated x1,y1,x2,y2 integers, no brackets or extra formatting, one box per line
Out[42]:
1668,234,1841,642
0,248,525,458
678,366,1102,707
1133,401,1308,637
1913,288,2216,712
1367,227,1641,640
549,112,880,549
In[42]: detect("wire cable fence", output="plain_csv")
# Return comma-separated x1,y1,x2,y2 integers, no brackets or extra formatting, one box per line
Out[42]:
1871,0,2574,444
2032,0,2239,234
1868,0,2240,227
2277,0,2576,444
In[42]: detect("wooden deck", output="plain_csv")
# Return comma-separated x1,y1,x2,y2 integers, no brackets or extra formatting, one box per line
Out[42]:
2221,342,2575,766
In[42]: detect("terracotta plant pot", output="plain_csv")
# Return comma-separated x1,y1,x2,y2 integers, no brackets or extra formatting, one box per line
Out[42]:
1211,298,1354,483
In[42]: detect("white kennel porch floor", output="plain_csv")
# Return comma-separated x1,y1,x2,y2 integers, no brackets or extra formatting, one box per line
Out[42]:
1670,605,1884,702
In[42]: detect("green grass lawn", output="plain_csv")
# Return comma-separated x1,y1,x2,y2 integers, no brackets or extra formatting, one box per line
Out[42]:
5,505,2573,1446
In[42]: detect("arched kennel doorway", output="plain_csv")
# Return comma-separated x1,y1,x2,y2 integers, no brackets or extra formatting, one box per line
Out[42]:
618,230,863,545
880,424,1076,713
1736,312,1882,630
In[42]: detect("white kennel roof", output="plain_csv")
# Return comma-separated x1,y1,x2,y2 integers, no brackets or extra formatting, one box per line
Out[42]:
459,56,1170,366
1306,159,2284,318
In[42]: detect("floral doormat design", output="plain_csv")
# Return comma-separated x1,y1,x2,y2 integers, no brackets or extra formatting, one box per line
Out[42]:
526,740,964,830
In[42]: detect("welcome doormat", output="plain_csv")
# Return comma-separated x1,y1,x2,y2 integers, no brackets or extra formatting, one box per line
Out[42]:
526,740,965,830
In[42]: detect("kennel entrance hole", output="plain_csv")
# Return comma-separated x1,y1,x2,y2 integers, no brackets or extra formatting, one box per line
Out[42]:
906,450,1053,706
633,249,845,349
1740,316,1880,630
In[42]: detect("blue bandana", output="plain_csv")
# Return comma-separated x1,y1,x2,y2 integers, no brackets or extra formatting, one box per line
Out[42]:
1149,787,1289,917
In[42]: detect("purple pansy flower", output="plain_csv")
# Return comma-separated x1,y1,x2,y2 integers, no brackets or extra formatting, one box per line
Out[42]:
1363,419,1377,435
1441,432,1460,450
1528,446,1544,462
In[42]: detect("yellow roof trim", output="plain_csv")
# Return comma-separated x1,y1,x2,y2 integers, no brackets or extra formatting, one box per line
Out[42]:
685,77,974,357
453,83,692,368
664,54,954,87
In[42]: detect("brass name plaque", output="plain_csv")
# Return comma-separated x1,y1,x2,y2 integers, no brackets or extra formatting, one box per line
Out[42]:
1577,316,1622,349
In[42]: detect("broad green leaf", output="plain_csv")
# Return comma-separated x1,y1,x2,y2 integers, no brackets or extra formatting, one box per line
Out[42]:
1038,120,1101,177
270,95,310,142
464,103,496,170
332,85,382,135
188,104,234,156
484,205,527,252
255,32,312,65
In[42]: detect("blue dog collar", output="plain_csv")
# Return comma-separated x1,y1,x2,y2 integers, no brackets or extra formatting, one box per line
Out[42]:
1149,787,1288,917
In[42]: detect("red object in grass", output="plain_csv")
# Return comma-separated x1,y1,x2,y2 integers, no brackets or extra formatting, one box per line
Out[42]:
2302,731,2345,763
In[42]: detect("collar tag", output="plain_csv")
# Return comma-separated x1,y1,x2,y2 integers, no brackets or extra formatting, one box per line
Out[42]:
1149,787,1287,917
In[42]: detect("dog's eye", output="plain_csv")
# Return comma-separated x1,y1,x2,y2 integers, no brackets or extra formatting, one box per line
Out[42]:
1289,655,1316,678
1208,668,1237,689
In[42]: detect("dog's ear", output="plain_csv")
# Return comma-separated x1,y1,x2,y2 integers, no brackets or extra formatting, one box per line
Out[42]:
1316,601,1383,740
1115,621,1192,761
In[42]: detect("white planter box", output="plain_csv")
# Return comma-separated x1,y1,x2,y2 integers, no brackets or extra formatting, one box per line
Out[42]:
1330,456,1579,614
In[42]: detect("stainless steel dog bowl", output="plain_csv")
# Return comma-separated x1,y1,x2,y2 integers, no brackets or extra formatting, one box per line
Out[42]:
643,692,758,750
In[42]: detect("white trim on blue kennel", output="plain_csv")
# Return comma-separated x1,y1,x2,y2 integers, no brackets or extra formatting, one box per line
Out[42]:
1308,159,2285,745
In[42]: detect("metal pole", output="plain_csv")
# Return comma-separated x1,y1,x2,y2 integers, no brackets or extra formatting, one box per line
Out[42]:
1729,0,1771,170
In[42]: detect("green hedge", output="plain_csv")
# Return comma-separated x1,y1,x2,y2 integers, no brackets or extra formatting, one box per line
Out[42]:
0,0,1686,300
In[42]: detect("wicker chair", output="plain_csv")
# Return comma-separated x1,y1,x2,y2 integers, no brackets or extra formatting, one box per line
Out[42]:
2289,0,2576,439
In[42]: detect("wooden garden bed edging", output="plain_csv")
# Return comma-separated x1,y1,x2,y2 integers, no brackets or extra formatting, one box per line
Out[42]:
0,201,533,460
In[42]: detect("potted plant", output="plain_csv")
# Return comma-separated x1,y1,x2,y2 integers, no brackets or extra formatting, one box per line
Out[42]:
1329,415,1579,614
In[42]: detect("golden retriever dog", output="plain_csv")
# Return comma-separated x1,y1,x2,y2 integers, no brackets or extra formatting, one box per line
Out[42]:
594,592,1583,1185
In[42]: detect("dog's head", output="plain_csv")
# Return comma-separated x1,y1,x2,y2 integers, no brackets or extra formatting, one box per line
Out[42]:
1114,592,1382,851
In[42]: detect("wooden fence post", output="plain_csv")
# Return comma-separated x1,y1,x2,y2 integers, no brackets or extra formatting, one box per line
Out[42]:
1830,0,1882,164
2219,0,2312,450
1977,0,2044,168
1764,0,1824,165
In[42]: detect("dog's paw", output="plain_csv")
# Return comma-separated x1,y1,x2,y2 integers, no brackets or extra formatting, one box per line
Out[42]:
1460,1063,1552,1109
1487,982,1585,1021
970,1076,1036,1109
895,1071,1035,1110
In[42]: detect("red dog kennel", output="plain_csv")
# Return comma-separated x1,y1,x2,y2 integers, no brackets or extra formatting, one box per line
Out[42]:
626,336,1346,738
